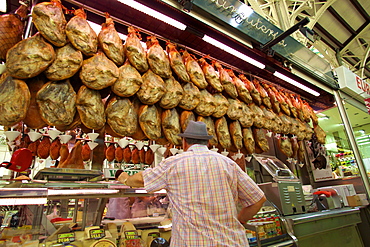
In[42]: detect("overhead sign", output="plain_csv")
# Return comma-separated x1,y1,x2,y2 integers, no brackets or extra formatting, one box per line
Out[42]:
191,0,335,86
365,98,370,114
335,66,370,99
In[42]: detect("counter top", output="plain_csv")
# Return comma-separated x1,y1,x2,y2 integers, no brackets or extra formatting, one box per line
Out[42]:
284,207,360,223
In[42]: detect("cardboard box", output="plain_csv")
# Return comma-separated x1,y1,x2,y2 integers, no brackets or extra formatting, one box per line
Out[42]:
357,194,369,206
346,195,362,207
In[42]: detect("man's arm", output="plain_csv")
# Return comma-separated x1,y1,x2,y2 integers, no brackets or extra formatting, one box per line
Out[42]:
237,196,266,224
118,171,145,188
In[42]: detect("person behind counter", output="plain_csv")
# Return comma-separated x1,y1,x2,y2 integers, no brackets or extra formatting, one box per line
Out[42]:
118,121,266,246
105,170,134,220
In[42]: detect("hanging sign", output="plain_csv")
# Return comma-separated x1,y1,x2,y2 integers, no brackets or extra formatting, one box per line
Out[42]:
335,66,370,99
365,98,370,114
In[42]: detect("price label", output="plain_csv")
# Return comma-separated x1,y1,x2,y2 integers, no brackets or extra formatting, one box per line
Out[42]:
124,230,139,240
57,232,75,244
89,228,105,240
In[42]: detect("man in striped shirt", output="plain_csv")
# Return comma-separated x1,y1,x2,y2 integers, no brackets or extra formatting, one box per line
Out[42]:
119,121,266,246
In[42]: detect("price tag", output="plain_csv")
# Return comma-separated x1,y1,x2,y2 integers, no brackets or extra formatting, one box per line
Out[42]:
89,228,105,240
57,232,75,244
124,230,139,240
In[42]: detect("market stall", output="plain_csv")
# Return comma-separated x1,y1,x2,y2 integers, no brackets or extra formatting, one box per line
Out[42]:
0,0,369,246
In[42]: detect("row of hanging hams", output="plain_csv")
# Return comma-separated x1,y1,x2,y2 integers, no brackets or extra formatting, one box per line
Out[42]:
105,143,154,165
13,130,156,166
0,1,326,162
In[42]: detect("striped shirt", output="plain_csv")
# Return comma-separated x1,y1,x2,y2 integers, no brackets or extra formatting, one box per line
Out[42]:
143,144,265,247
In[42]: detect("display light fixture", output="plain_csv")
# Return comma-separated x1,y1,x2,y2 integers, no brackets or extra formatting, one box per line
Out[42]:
0,1,6,13
273,71,320,96
117,0,187,30
202,35,265,69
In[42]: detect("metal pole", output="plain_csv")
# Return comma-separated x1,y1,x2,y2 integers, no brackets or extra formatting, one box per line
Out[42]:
334,90,370,198
24,0,37,39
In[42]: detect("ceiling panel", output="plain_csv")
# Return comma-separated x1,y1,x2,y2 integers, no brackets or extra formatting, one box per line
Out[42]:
318,12,353,43
332,0,365,30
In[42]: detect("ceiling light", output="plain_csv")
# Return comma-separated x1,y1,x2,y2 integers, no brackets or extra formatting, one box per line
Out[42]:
118,0,187,30
202,35,265,69
273,71,321,96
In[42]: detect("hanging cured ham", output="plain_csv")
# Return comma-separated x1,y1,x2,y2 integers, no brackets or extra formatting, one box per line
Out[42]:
162,108,182,146
298,140,306,162
253,128,269,153
159,76,184,109
229,120,243,150
194,89,216,117
66,8,98,56
182,50,208,89
279,113,292,135
199,58,223,92
112,59,143,97
131,148,140,164
59,144,69,165
283,92,297,118
227,70,252,104
37,137,51,159
58,141,84,169
139,148,145,164
81,142,91,161
105,143,116,162
146,36,171,78
227,98,243,120
242,128,255,155
6,33,55,79
98,12,125,66
239,103,254,128
0,73,30,127
249,103,264,128
178,82,200,110
212,93,229,118
197,116,218,147
123,146,132,163
239,74,261,105
124,26,148,73
139,104,162,140
314,124,326,144
106,97,138,137
214,61,238,99
166,43,190,82
79,50,119,90
50,138,61,160
215,117,232,150
76,85,106,130
278,136,293,158
145,148,154,165
36,79,76,127
44,43,83,81
0,1,29,61
32,0,67,47
264,84,280,114
254,79,271,109
115,146,124,163
137,69,166,105
180,110,196,132
28,140,40,157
